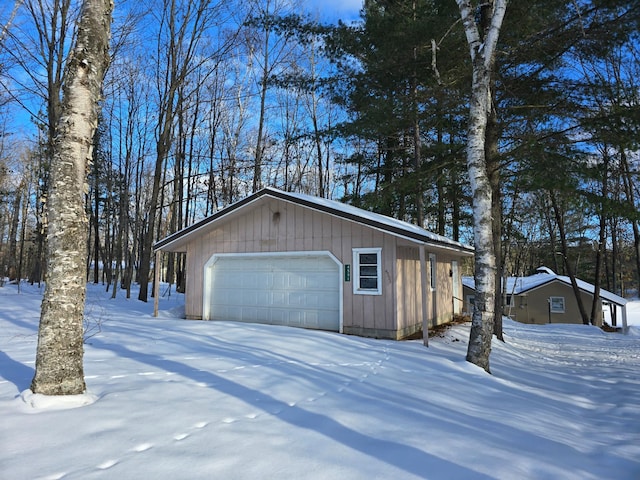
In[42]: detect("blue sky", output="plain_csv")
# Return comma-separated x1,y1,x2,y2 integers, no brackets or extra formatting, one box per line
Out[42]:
303,0,363,24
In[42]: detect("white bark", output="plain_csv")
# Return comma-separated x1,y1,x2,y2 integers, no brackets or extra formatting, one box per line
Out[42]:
455,0,507,372
31,0,112,395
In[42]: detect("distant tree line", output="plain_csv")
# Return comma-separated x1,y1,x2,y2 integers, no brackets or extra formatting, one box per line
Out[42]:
0,0,639,312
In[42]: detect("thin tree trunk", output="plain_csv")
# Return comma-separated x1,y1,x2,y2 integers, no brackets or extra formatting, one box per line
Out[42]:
31,0,112,395
486,87,503,341
7,177,24,280
549,192,590,325
590,154,609,325
17,175,31,285
620,149,640,290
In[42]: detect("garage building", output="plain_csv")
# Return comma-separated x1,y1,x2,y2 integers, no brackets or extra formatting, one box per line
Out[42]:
154,187,474,340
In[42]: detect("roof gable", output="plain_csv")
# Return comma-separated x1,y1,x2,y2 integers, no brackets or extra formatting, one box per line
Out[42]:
155,187,474,254
463,269,627,307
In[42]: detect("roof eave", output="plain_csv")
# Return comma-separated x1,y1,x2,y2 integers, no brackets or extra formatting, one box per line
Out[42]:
154,188,474,255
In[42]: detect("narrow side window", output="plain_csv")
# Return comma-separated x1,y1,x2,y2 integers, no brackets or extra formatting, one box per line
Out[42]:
429,254,436,290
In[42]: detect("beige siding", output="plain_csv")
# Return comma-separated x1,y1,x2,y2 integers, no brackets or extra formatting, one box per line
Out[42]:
181,197,405,336
168,195,471,338
395,246,422,337
423,251,457,327
463,279,604,327
508,281,603,326
393,247,462,336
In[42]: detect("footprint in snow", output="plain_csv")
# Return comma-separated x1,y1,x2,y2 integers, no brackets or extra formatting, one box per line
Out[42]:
132,443,153,453
97,459,118,470
174,433,189,441
37,473,65,480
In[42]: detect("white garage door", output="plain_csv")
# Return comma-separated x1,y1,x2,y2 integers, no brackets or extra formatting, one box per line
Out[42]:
206,254,341,331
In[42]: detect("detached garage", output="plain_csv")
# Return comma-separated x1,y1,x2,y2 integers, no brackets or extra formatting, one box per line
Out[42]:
154,187,474,340
204,253,341,331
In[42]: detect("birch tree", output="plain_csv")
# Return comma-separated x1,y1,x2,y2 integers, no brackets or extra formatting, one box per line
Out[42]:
31,0,112,395
455,0,507,372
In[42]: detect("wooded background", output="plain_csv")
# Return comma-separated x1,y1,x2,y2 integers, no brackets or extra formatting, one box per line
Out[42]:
0,0,638,306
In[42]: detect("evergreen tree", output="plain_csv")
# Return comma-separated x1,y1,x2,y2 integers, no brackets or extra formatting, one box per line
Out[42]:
326,0,471,233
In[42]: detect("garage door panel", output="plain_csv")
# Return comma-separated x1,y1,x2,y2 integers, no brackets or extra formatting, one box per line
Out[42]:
208,254,340,331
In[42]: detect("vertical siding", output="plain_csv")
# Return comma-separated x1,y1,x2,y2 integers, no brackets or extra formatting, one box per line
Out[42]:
180,196,471,337
435,253,455,326
395,246,422,335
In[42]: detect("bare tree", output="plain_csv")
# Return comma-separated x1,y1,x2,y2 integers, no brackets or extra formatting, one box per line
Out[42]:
31,0,111,395
137,0,232,302
0,0,25,50
245,0,299,192
1,0,81,286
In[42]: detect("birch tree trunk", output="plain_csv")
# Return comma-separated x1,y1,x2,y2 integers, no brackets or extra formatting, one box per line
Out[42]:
31,0,112,395
455,0,507,373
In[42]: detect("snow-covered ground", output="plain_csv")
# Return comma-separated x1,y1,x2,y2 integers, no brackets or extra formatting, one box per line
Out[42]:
1,283,639,480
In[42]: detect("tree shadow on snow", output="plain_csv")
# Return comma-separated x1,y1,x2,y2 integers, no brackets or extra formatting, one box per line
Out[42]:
89,338,494,480
0,350,34,393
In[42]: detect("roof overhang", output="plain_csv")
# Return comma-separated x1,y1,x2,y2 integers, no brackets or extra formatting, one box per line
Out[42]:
154,187,474,256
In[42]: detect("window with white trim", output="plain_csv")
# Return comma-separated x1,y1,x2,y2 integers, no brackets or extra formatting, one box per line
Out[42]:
353,248,382,295
549,296,565,313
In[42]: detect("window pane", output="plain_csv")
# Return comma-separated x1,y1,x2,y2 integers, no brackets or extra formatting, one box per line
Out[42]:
429,256,436,289
550,297,565,312
360,266,378,277
359,253,378,265
360,277,378,289
352,248,382,295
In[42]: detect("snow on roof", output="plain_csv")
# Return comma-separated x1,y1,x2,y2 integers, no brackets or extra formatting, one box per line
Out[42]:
463,268,627,307
156,187,474,254
276,188,472,252
535,266,556,275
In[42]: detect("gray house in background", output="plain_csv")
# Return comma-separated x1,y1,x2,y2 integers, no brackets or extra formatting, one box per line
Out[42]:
462,267,628,329
154,187,474,340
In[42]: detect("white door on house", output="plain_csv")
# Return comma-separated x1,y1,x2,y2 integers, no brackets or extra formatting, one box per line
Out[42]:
205,253,341,332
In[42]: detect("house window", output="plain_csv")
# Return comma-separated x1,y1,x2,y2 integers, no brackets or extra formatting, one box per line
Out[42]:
465,295,475,314
505,294,514,307
549,296,565,313
353,248,382,295
429,254,436,290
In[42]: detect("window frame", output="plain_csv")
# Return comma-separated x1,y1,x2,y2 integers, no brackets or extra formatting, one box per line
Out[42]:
505,294,515,307
549,296,565,313
429,253,437,290
352,247,382,295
